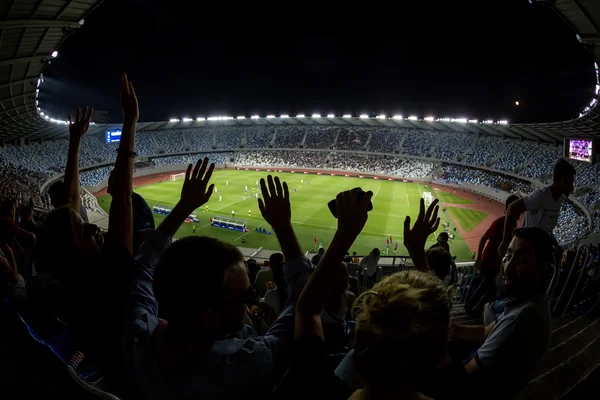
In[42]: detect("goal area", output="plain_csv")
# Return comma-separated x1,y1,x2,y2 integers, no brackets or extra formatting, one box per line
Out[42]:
169,172,186,181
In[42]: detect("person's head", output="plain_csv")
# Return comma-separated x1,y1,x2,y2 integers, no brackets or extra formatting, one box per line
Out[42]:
20,204,33,222
552,159,576,197
318,247,325,256
269,252,284,270
505,194,520,211
370,248,380,258
352,271,450,391
153,236,248,342
353,251,357,256
246,258,260,280
437,232,449,245
426,247,453,280
503,227,554,298
48,181,67,208
34,206,104,277
0,199,16,222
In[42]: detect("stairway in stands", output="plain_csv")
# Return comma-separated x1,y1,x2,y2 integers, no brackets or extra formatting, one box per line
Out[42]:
450,303,600,399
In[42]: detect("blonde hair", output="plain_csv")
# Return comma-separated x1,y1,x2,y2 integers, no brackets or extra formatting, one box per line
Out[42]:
352,270,451,389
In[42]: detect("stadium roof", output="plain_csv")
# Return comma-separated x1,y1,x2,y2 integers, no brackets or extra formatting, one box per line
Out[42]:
2,0,600,143
0,0,102,140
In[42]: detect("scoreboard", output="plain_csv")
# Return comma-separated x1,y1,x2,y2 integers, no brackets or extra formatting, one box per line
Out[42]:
564,138,597,164
105,129,122,143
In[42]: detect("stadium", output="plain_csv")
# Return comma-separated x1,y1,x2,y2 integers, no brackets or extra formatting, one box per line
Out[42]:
1,0,600,399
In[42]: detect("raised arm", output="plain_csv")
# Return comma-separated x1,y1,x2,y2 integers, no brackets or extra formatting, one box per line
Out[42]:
403,198,440,272
499,198,526,256
126,158,214,334
295,188,372,339
109,74,139,254
64,106,94,214
258,175,303,261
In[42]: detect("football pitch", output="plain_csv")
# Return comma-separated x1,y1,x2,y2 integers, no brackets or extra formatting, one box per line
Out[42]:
97,170,484,260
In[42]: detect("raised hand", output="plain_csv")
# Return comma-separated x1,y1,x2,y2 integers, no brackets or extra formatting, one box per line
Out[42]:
178,157,215,213
121,73,139,123
404,198,440,254
258,175,291,230
68,106,94,141
336,188,373,242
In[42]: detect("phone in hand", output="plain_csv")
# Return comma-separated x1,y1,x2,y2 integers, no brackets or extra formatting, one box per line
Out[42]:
328,189,373,218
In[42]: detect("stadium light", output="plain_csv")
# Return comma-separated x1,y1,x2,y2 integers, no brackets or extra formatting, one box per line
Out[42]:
251,115,260,119
392,115,403,120
343,114,352,118
208,116,233,121
312,113,321,118
296,114,306,118
236,116,246,120
280,114,289,119
169,118,180,122
266,115,275,119
596,84,599,95
44,115,49,120
424,116,434,121
483,120,494,124
182,117,193,122
359,114,369,119
407,116,418,121
468,119,478,123
327,114,335,118
378,115,386,120
497,120,508,125
51,51,58,58
437,118,451,122
451,118,468,123
196,117,205,121
40,111,44,116
590,99,597,107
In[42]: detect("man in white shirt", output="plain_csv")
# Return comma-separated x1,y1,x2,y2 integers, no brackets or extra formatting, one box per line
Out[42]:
499,158,575,258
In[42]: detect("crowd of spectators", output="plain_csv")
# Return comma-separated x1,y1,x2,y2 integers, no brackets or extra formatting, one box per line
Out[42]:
367,128,401,153
234,150,329,168
430,131,474,161
152,130,185,154
245,127,275,148
399,129,438,156
304,126,338,149
553,201,590,245
438,164,533,194
80,166,112,187
463,135,505,166
185,128,214,152
336,128,367,151
326,153,436,178
273,126,304,148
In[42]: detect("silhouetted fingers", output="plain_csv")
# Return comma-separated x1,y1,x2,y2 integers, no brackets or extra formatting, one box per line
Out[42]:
68,113,72,125
275,177,283,197
283,181,289,199
203,162,215,183
431,217,440,233
260,178,269,199
404,216,411,235
267,175,276,197
205,184,215,201
258,198,266,215
417,198,425,222
185,163,193,181
192,159,202,180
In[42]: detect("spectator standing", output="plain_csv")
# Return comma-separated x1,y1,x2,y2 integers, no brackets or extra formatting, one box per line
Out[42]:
358,248,380,289
466,194,520,315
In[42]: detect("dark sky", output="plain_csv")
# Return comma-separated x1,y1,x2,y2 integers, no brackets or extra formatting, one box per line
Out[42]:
38,0,596,124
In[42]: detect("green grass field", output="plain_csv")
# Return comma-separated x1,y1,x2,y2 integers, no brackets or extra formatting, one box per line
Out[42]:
446,207,488,232
97,170,486,260
436,191,473,204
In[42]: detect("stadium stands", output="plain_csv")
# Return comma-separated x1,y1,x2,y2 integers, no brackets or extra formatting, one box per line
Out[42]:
1,125,598,248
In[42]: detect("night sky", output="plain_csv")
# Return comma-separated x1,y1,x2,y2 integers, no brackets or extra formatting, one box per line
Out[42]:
38,0,596,125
